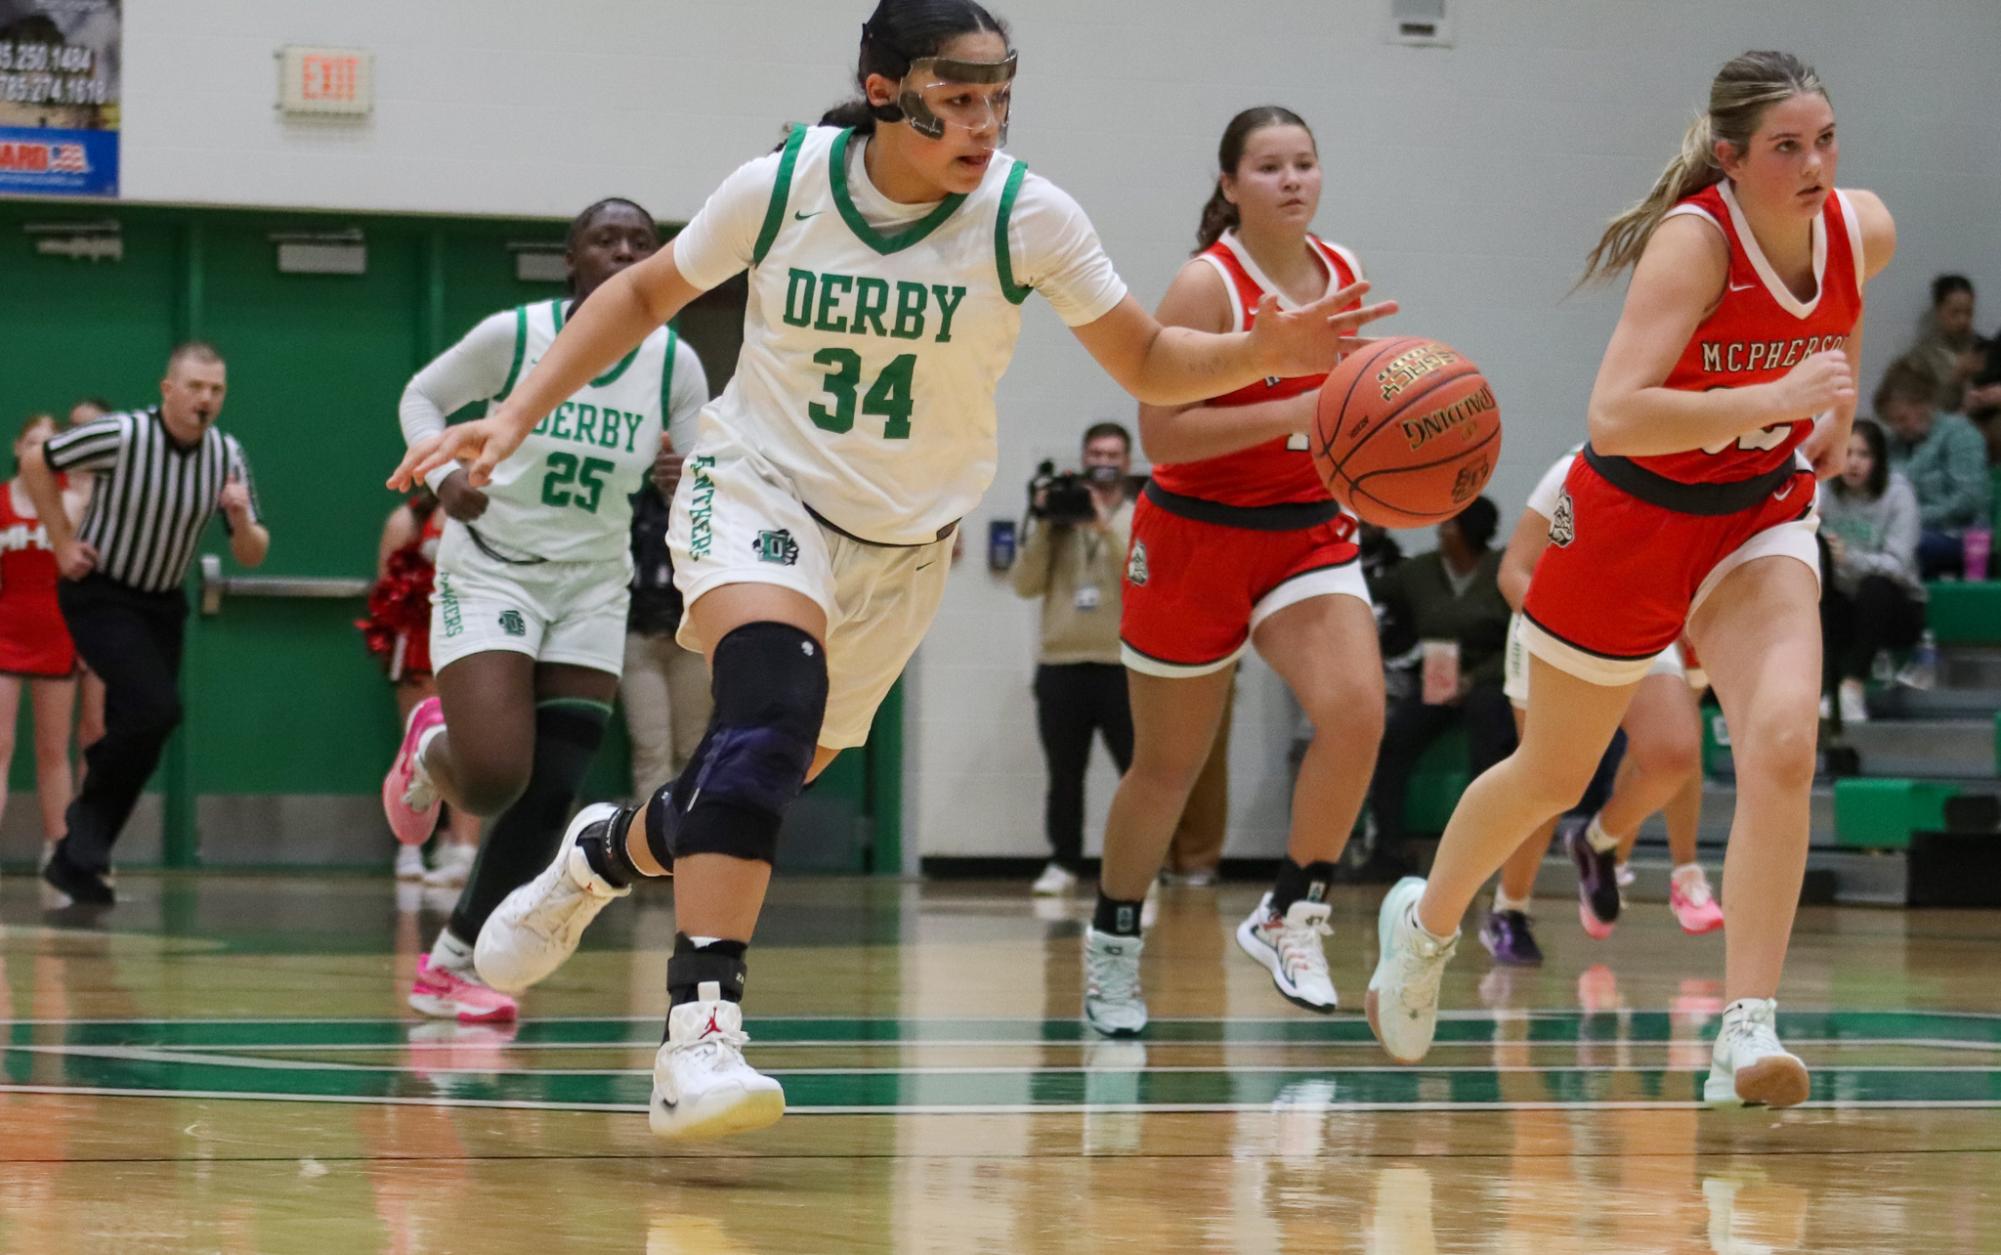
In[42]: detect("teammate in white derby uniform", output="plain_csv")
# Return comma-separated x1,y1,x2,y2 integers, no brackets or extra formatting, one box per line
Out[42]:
384,197,709,1025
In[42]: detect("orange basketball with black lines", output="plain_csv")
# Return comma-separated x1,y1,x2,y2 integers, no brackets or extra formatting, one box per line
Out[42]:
1311,336,1501,528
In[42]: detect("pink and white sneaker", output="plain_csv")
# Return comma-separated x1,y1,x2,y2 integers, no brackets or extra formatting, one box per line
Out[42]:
1669,868,1725,935
383,696,445,846
408,954,518,1024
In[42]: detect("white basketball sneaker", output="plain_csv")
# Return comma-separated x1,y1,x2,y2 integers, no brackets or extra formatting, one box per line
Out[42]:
474,803,631,994
1365,877,1460,1064
1236,893,1338,1012
649,982,785,1142
1083,927,1147,1037
1704,997,1810,1108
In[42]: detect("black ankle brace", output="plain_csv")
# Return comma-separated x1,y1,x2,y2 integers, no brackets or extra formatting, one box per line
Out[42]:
667,933,749,1007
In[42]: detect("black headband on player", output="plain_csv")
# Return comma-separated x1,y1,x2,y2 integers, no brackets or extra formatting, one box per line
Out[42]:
861,22,1017,143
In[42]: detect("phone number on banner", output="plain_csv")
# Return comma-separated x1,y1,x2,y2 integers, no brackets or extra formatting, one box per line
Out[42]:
0,42,97,73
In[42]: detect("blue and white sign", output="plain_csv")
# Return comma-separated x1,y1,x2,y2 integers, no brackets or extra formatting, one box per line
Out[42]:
0,0,120,197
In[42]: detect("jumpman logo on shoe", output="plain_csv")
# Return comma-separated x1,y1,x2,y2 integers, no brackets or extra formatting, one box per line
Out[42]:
700,1010,725,1040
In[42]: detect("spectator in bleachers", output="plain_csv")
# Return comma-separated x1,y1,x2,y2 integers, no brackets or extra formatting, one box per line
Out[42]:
1965,327,2001,465
1368,495,1513,853
1819,419,1925,725
1878,356,1992,578
1905,275,1980,414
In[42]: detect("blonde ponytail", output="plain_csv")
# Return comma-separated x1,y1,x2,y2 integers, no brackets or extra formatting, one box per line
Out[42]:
1580,50,1828,285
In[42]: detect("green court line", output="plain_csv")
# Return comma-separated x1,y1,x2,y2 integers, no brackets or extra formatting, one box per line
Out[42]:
9,1010,2001,1050
9,1047,2001,1111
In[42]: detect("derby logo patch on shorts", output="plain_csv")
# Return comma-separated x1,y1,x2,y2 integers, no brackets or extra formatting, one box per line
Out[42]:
498,609,527,637
1126,540,1149,587
753,528,800,566
1549,489,1576,548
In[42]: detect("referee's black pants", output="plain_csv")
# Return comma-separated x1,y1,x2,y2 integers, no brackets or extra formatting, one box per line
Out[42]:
1033,662,1134,872
56,575,187,872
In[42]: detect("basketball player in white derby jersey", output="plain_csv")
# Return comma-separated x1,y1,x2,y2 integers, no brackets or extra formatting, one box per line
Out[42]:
383,199,710,1025
393,0,1394,1143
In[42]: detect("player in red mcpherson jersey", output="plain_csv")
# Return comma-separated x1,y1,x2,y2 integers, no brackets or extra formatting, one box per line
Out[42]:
1367,52,1895,1109
1083,107,1390,1035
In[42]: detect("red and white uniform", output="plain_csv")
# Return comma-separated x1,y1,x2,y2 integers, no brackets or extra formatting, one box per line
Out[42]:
0,479,77,678
1524,182,1865,684
1121,231,1371,677
360,499,447,682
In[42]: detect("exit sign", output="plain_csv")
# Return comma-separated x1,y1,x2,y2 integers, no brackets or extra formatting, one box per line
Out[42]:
277,45,373,116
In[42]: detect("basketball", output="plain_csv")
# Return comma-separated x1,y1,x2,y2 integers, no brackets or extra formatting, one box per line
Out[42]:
1311,336,1501,528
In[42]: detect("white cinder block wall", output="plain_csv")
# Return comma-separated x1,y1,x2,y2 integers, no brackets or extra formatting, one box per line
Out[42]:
120,1,2000,866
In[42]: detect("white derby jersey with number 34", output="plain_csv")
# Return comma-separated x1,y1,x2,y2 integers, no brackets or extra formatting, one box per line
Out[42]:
702,125,1035,545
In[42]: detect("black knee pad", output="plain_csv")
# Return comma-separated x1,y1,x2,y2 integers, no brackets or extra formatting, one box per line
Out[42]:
666,622,827,865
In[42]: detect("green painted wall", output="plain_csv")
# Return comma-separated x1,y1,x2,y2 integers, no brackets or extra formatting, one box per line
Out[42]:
2,202,893,871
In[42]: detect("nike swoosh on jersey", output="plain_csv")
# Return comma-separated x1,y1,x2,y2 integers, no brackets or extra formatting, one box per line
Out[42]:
794,210,823,221
1728,281,1758,292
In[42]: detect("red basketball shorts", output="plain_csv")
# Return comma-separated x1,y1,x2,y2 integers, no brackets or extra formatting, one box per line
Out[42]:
1119,493,1368,678
1522,457,1819,686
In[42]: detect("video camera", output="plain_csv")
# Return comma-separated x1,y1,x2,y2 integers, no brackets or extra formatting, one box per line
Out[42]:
1028,460,1122,525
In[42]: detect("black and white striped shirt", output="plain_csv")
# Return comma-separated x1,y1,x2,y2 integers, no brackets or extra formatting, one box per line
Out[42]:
42,407,262,594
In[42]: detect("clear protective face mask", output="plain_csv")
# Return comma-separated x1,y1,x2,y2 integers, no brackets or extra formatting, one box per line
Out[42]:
883,52,1016,144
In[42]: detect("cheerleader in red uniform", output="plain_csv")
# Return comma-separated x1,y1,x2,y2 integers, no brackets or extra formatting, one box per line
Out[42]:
362,492,481,885
0,415,80,868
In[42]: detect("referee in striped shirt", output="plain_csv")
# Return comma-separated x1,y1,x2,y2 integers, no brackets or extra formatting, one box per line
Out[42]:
21,341,270,905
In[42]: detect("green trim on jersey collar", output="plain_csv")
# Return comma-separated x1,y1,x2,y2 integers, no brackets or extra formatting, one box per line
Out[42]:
551,298,641,387
829,128,968,256
994,159,1032,305
494,304,530,401
752,125,808,267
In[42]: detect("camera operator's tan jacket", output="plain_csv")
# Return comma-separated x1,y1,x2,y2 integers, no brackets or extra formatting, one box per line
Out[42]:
1010,496,1134,666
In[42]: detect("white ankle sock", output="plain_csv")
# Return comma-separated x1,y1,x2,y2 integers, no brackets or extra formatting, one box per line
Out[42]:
1585,815,1619,854
414,724,446,775
1493,888,1532,915
429,929,474,972
1406,902,1453,945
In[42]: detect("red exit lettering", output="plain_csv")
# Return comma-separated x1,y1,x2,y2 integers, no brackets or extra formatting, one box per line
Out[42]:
302,54,358,102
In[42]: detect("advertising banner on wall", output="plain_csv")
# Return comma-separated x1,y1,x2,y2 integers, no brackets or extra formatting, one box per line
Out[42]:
0,0,119,197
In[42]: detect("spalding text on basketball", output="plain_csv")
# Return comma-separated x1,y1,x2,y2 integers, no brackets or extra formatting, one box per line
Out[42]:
1400,385,1496,453
1376,344,1460,401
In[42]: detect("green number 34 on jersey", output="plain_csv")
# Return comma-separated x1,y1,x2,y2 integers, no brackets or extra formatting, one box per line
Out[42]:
809,350,917,440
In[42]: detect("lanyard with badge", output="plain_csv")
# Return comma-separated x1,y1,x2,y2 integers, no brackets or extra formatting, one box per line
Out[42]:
1074,528,1105,612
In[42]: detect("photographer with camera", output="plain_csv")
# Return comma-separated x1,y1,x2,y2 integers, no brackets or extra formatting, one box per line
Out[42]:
1013,422,1137,896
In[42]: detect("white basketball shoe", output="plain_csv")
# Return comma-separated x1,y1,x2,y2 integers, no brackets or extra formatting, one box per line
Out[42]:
649,982,786,1142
